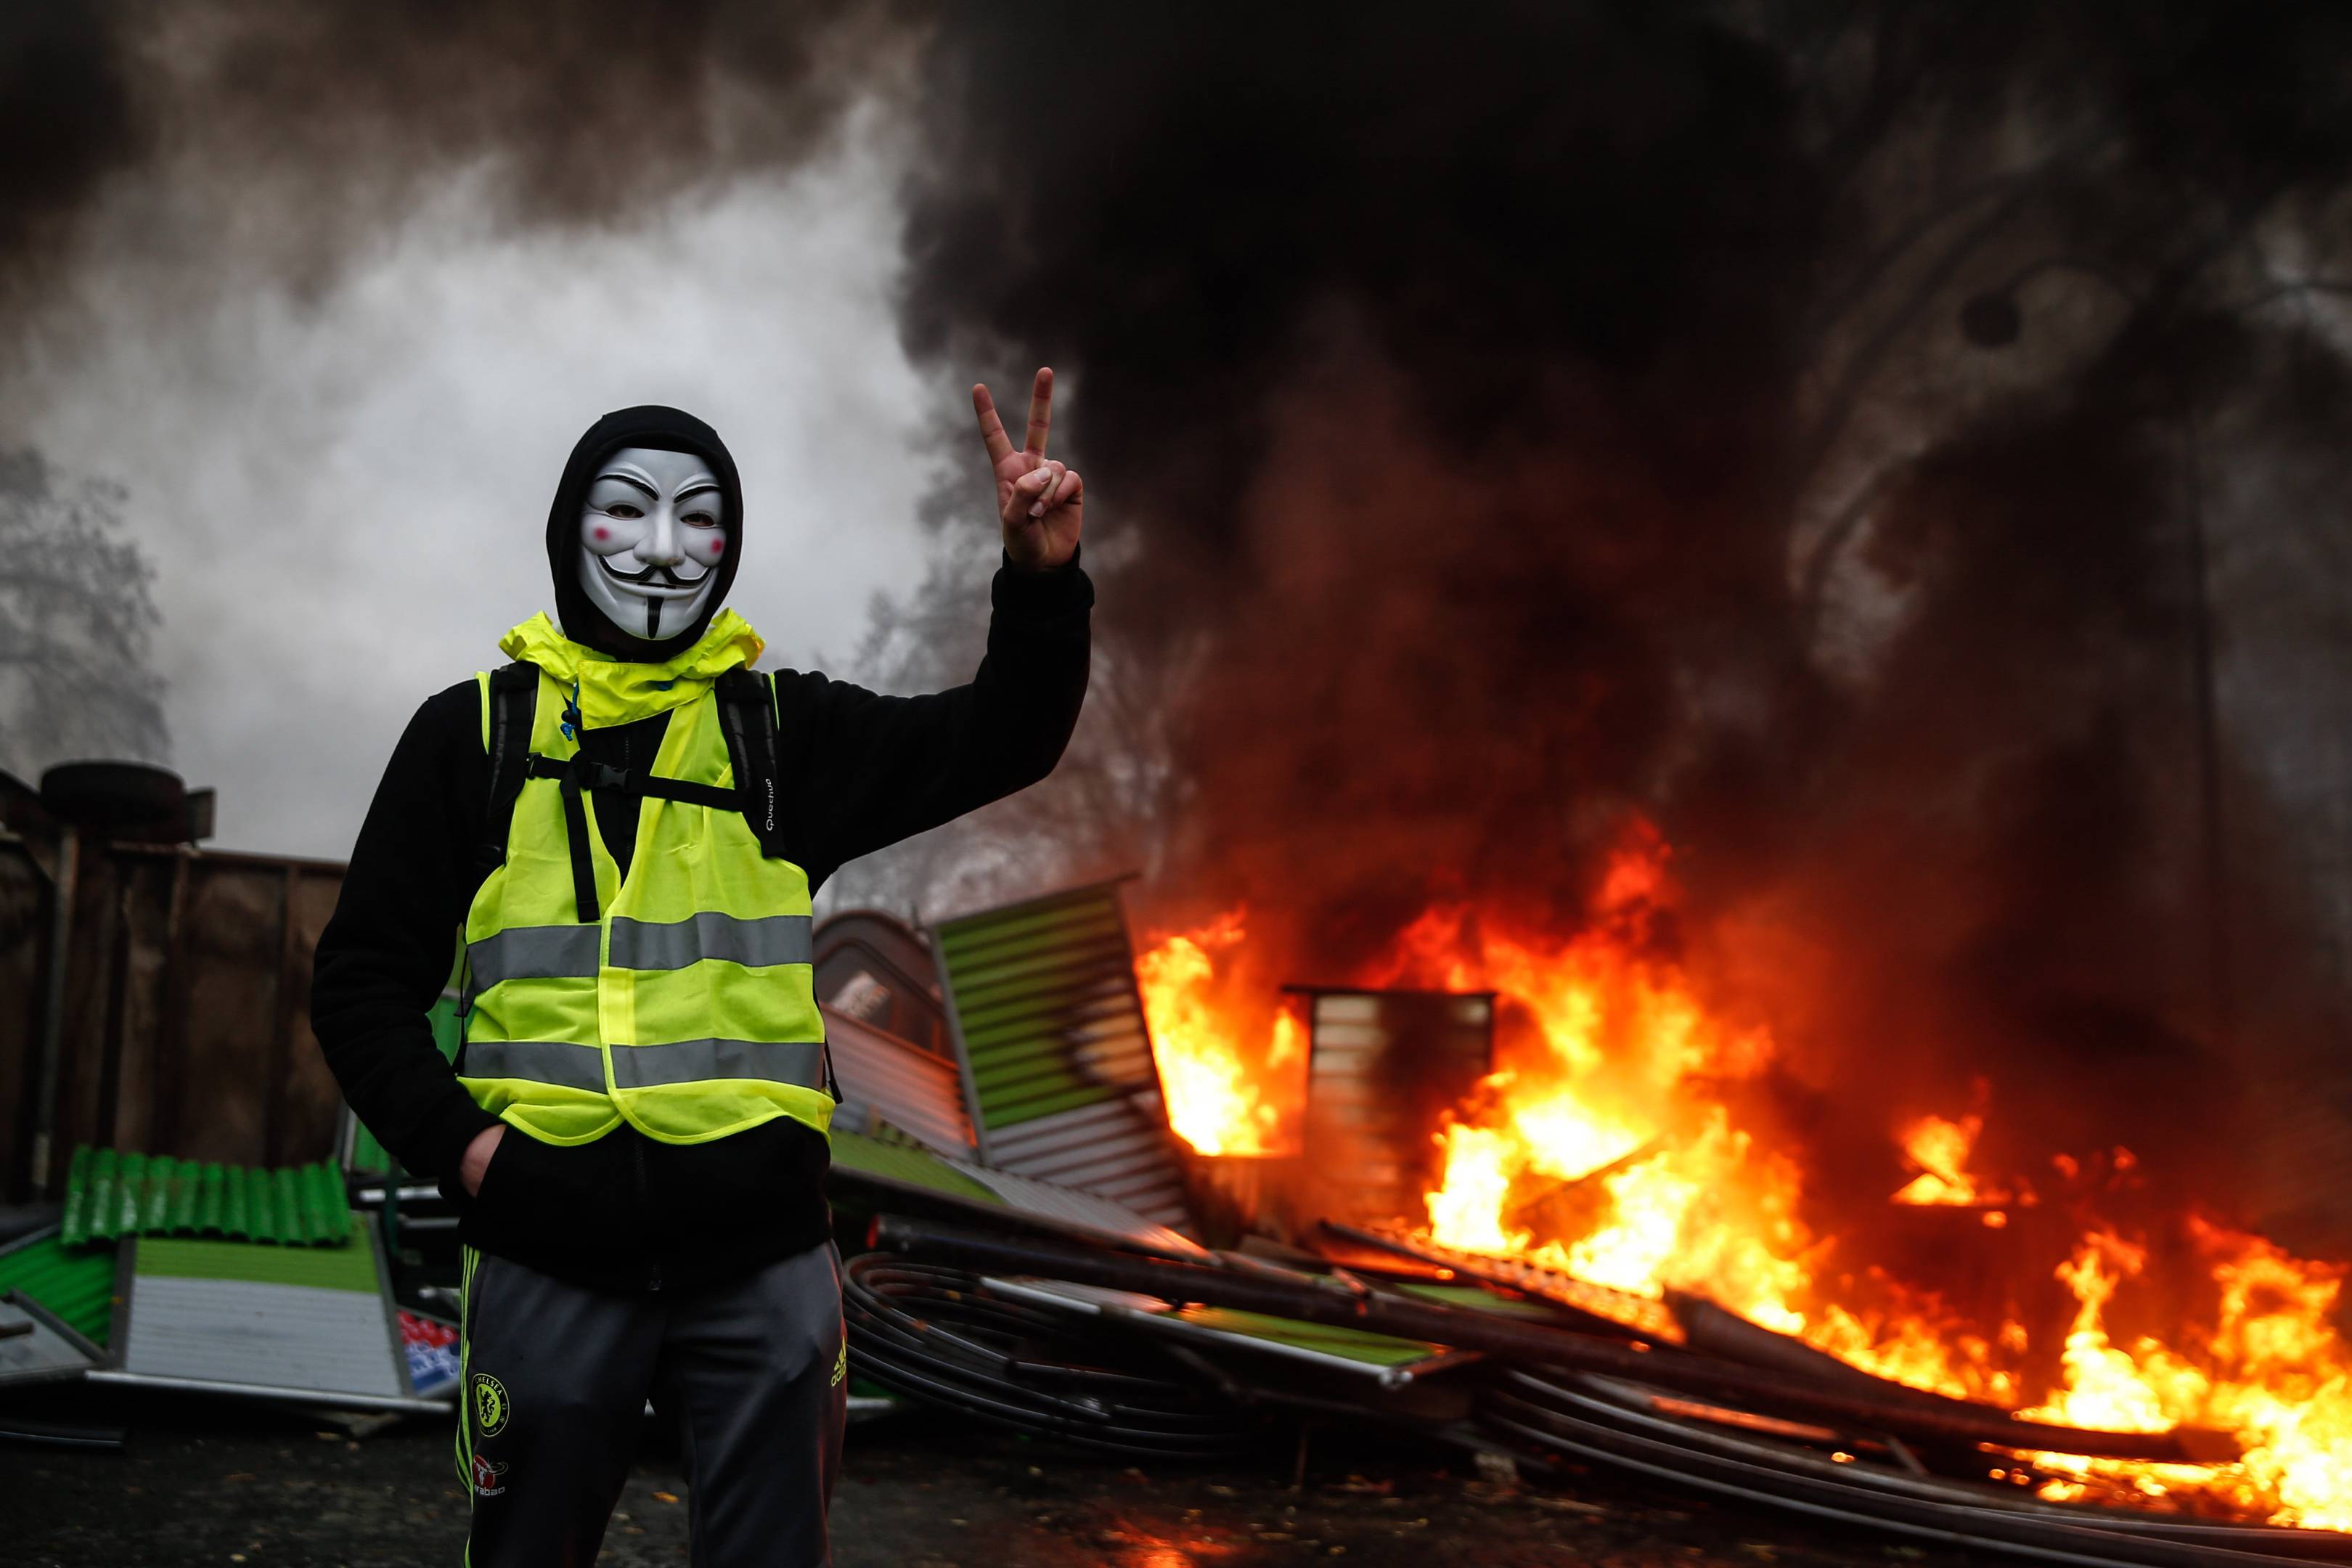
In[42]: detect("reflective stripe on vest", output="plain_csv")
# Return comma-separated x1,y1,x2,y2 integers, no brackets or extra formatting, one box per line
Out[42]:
456,661,831,1148
462,1038,827,1092
467,926,600,989
467,913,813,989
611,913,812,971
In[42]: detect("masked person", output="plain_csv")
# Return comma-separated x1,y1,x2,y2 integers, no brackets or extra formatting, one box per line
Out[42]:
313,372,1088,1567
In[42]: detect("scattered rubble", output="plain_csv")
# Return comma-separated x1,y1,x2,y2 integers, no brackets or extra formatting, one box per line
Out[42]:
6,885,2349,1567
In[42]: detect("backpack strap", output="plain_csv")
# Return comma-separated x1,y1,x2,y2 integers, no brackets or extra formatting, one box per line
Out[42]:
483,667,789,924
715,669,788,861
478,661,539,875
520,754,740,810
714,668,831,1096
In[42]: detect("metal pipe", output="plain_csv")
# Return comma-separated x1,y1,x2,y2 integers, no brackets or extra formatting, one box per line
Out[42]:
1519,1370,2352,1554
873,1216,2236,1464
1486,1381,2343,1568
1486,1410,2226,1568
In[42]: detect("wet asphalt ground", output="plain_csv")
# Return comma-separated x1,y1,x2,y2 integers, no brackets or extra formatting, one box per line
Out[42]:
3,1389,1980,1568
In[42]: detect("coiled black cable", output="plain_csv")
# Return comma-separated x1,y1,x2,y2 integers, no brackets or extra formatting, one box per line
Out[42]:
843,1254,1258,1460
1481,1368,2352,1567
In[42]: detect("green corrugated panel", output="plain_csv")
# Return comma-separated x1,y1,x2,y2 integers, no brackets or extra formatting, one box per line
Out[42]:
222,1161,250,1236
57,1151,89,1241
929,880,1195,1233
141,1159,174,1231
931,881,1157,1131
198,1161,225,1232
324,1161,354,1236
113,1151,147,1236
0,1231,116,1347
346,1125,393,1175
59,1146,353,1248
828,1130,1005,1204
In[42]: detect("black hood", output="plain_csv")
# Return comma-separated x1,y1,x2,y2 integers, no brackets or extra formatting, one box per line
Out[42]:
547,404,744,662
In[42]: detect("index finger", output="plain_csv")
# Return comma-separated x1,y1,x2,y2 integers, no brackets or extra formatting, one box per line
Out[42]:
972,383,1016,466
1024,367,1053,457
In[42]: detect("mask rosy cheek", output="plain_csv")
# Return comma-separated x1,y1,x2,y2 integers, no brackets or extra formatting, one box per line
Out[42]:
708,539,724,555
592,526,611,542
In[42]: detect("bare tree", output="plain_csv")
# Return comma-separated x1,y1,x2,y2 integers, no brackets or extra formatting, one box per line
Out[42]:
0,448,168,781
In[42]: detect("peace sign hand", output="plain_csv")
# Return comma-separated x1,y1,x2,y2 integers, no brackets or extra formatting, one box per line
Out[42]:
973,367,1084,569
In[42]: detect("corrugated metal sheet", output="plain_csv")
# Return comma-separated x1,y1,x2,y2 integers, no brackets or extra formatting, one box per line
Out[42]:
1295,988,1495,1227
930,880,1193,1231
113,1220,417,1407
981,1098,1191,1225
824,1005,977,1159
0,1228,115,1346
946,1160,1211,1261
987,1277,1447,1370
829,1129,1005,1205
59,1146,354,1247
828,1130,1205,1259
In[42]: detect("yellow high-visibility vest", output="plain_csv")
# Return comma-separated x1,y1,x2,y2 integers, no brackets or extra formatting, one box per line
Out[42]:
454,612,833,1148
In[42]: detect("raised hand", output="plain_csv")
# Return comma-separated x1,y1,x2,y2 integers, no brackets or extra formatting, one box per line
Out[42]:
973,367,1084,569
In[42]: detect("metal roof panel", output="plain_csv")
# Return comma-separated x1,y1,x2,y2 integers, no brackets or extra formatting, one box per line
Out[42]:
60,1146,354,1248
931,880,1193,1234
824,1006,977,1158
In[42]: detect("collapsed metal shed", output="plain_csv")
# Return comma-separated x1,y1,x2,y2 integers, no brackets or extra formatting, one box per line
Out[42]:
930,879,1194,1231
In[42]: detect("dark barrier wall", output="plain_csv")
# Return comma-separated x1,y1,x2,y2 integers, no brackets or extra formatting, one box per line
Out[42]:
0,832,347,1202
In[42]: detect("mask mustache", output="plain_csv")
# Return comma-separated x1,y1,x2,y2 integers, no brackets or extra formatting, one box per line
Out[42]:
596,553,711,588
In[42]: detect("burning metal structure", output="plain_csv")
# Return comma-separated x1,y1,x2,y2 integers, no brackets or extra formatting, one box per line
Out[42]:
1133,831,2352,1539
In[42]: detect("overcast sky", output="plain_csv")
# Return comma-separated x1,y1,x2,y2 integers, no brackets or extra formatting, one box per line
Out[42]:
8,99,955,859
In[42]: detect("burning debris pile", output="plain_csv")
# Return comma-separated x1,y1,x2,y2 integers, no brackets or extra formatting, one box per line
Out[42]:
840,8,2352,1553
865,36,2352,1548
785,869,2352,1567
1125,835,2352,1548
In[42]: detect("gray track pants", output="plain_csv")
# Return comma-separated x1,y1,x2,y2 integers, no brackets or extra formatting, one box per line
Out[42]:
456,1241,848,1567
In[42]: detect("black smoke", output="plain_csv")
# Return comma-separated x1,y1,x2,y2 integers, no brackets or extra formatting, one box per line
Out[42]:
893,2,2352,1246
7,2,2352,1249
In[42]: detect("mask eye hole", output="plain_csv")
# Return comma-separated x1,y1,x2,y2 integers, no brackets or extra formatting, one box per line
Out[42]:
682,510,717,529
603,502,644,520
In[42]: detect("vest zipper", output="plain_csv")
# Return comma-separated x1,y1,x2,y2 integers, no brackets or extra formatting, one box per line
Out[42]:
632,1133,663,1293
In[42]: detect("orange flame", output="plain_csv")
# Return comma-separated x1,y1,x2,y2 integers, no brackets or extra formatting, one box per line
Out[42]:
1136,911,1304,1156
1135,830,2352,1526
1892,1114,1988,1205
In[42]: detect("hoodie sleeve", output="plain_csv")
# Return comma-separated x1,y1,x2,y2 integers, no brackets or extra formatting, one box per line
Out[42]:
310,679,502,1179
786,552,1093,887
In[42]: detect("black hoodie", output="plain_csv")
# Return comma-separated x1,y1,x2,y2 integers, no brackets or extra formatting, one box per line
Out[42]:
547,404,745,661
312,405,1092,1292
